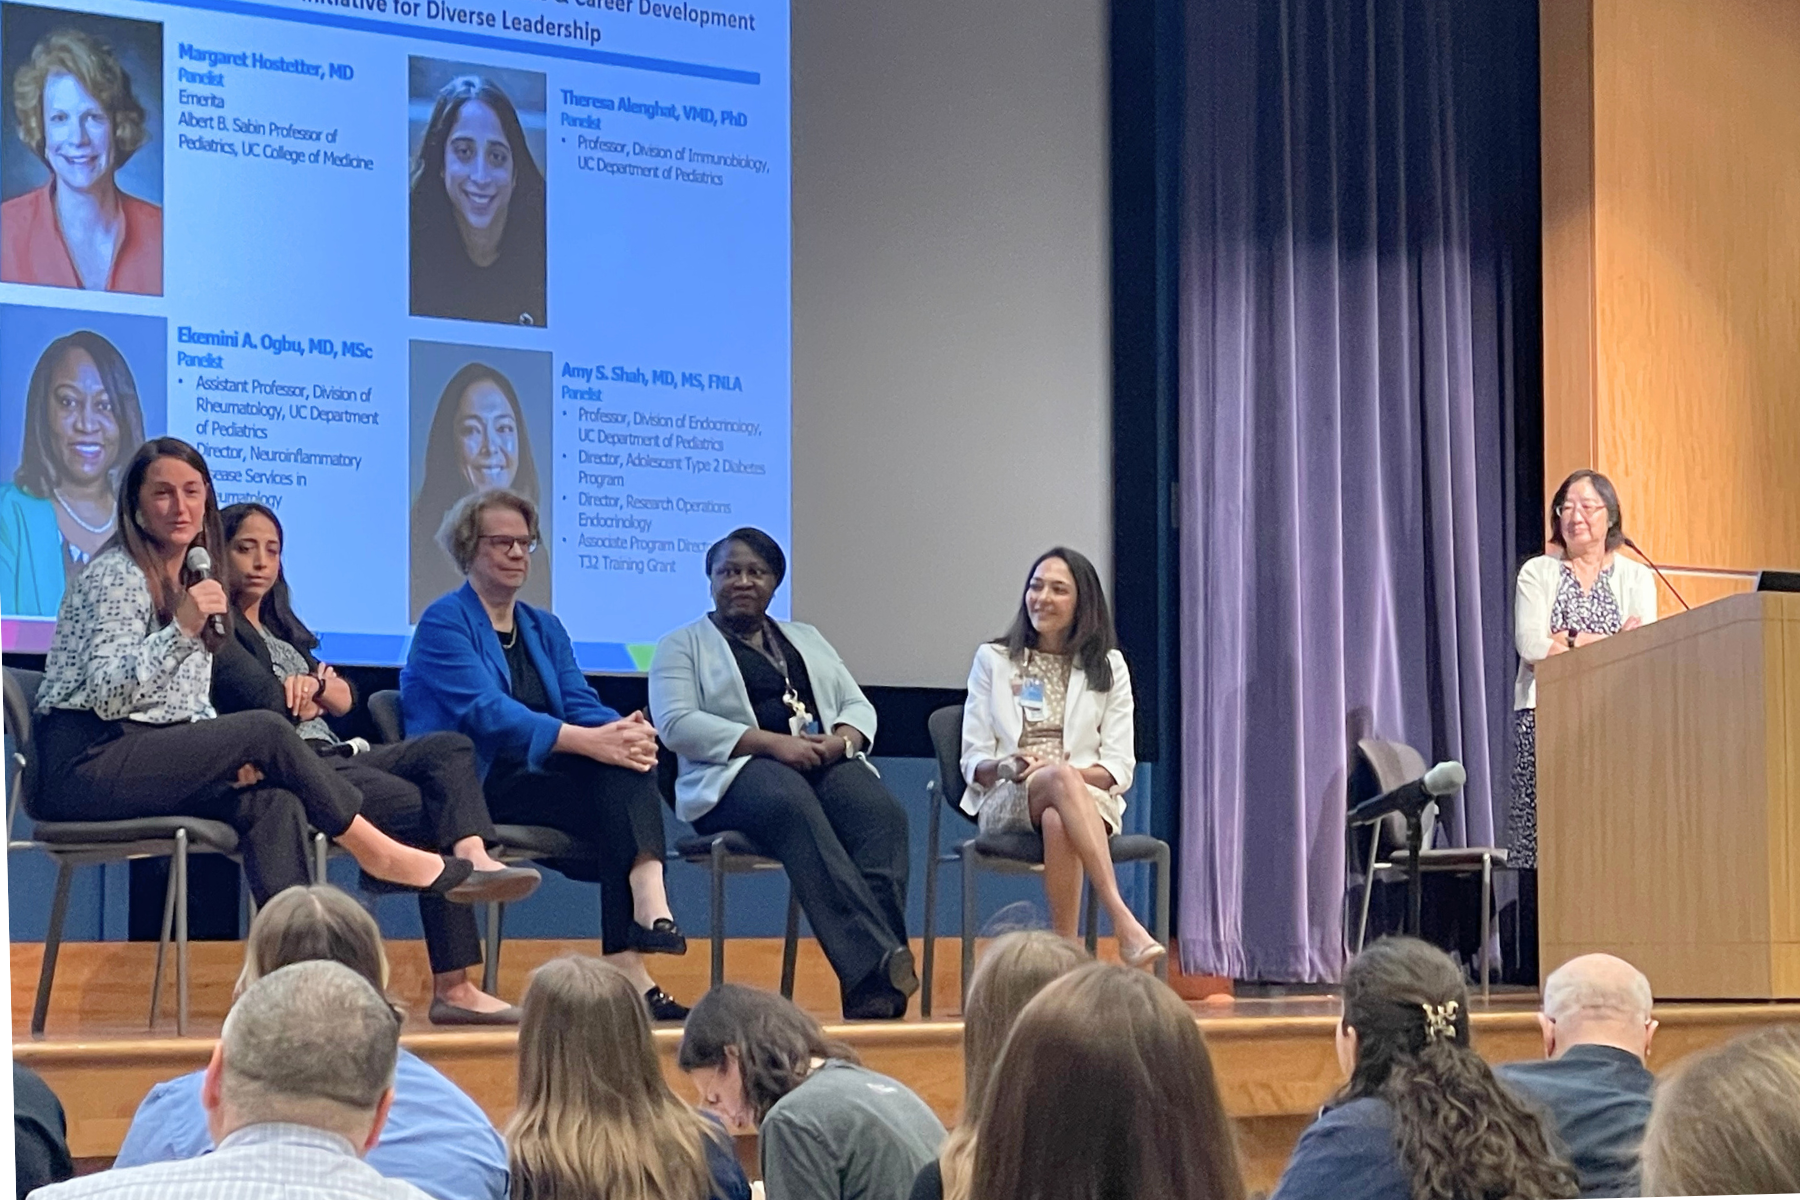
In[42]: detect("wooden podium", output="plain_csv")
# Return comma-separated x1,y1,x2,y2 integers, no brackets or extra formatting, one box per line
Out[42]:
1537,591,1800,998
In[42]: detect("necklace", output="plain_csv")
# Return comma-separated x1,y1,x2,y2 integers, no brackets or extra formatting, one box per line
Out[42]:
53,488,115,535
500,623,518,649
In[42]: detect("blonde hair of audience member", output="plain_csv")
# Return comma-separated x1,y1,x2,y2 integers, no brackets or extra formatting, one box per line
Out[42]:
233,884,395,1005
508,955,721,1200
1537,953,1655,1061
939,931,1088,1200
204,959,401,1153
1640,1024,1800,1197
1334,937,1576,1200
971,963,1244,1200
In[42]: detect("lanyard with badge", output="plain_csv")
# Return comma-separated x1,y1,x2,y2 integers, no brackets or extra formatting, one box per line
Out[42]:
745,621,822,736
1014,650,1048,721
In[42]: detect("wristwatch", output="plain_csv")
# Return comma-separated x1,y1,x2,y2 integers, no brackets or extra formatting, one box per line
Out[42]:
1564,630,1577,649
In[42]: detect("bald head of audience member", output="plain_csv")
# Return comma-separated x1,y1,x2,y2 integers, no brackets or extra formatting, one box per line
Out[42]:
200,959,403,1155
1538,953,1656,1062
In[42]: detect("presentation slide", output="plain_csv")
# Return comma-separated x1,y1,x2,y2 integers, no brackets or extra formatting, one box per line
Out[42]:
0,0,789,669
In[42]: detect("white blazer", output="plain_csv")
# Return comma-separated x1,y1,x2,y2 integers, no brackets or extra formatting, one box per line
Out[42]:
1513,551,1658,710
958,642,1135,820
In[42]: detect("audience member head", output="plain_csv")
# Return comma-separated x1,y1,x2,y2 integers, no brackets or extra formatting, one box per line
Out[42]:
940,932,1089,1200
201,959,402,1153
235,884,392,1004
677,983,858,1129
1337,937,1577,1200
1538,953,1655,1062
1640,1024,1800,1197
972,963,1243,1200
995,547,1119,691
509,955,720,1200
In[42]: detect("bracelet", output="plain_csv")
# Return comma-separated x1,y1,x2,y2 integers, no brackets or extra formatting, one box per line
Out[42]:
843,735,854,761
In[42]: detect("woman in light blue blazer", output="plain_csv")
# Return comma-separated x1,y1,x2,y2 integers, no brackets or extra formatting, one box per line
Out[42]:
650,527,917,1019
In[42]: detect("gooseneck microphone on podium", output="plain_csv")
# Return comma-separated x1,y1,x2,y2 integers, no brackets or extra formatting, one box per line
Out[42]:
1348,760,1466,938
185,546,228,638
1621,535,1691,613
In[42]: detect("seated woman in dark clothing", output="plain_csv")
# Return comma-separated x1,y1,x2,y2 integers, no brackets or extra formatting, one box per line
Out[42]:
33,437,515,908
1272,937,1579,1200
213,502,538,1024
400,488,689,1020
649,528,917,1019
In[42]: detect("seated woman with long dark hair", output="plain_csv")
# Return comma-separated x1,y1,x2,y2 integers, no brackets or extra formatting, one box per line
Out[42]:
32,438,516,907
1272,937,1578,1200
212,501,538,1024
649,527,917,1019
961,547,1160,966
679,984,943,1200
509,955,749,1200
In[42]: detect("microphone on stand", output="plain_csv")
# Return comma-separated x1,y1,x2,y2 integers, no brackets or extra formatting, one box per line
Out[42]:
1621,535,1691,612
1345,760,1467,826
184,546,229,638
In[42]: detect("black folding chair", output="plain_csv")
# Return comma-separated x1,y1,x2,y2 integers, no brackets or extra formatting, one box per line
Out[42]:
918,704,1171,1015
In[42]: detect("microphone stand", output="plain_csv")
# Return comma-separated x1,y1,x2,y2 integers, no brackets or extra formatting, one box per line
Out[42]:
1347,787,1435,939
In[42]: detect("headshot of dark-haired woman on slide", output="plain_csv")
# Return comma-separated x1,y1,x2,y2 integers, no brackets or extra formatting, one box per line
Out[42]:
409,75,546,327
2,28,161,293
0,330,146,616
410,361,547,619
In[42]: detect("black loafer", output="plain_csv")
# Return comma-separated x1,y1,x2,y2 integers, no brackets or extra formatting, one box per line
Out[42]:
645,986,690,1022
628,918,689,955
428,997,522,1026
883,945,920,998
362,855,473,898
445,865,541,905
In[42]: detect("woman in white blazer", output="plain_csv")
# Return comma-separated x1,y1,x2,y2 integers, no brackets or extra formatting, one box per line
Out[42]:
1510,471,1656,974
961,548,1163,968
649,528,917,1020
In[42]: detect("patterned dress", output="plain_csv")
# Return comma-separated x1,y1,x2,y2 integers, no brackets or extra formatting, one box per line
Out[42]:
978,649,1124,836
1509,563,1622,869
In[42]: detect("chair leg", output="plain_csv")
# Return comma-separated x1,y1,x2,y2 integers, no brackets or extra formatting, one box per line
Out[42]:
482,902,504,996
710,841,726,990
312,831,328,884
960,848,977,1012
175,829,191,1037
920,858,939,1019
150,852,180,1030
779,887,800,1000
1153,843,1172,982
1480,855,1494,1002
1083,880,1099,956
1355,824,1381,953
32,860,74,1038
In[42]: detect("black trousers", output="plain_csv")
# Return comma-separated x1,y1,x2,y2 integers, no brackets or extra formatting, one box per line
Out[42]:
485,754,666,955
39,709,362,905
695,757,909,1001
330,732,497,975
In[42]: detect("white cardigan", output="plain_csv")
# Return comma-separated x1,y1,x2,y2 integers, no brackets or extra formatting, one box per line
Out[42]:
959,643,1135,819
1513,551,1658,710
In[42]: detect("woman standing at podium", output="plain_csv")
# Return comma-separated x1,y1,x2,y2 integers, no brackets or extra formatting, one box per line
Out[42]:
1511,470,1657,978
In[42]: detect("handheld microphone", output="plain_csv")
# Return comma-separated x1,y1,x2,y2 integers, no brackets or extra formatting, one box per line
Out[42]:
1621,535,1691,612
1346,760,1466,826
184,546,228,638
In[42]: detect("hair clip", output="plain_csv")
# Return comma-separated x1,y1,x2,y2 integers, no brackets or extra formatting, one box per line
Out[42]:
1421,999,1460,1042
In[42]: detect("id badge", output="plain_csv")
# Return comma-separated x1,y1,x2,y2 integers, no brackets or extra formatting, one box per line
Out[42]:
1017,675,1046,718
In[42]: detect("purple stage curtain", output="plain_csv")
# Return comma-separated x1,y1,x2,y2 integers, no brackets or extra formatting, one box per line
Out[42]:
1177,0,1537,981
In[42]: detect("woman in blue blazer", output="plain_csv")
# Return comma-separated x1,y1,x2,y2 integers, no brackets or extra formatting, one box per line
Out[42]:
401,488,689,1020
649,527,917,1020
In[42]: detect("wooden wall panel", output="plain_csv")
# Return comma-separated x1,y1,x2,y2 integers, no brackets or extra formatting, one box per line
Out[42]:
1577,0,1800,576
1541,0,1598,497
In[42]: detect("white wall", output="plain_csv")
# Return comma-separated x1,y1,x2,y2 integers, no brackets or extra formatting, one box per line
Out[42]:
789,0,1112,688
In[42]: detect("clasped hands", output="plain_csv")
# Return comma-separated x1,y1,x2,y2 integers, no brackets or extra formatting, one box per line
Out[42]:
765,731,856,773
562,711,660,772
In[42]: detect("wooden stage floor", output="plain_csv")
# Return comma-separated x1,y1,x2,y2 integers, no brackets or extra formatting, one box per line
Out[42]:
16,938,1800,1192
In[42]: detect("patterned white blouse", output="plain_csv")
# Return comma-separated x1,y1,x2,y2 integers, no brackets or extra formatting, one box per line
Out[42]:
36,546,216,724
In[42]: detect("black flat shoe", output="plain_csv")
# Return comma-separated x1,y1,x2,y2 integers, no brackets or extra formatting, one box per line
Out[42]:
842,991,907,1020
428,997,522,1026
883,945,920,998
644,986,690,1022
628,918,689,955
445,865,541,905
362,855,473,898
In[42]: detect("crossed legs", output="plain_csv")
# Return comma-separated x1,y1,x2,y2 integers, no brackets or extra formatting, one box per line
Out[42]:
1027,762,1157,959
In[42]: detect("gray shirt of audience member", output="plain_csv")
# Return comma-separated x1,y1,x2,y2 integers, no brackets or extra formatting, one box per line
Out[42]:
1496,1044,1654,1197
760,1060,946,1200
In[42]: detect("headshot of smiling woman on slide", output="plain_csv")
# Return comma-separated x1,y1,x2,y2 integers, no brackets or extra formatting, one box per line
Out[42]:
410,361,547,619
2,24,162,293
409,71,547,327
0,329,147,616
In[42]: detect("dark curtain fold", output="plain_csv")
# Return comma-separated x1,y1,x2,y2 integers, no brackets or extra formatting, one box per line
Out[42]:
1177,0,1539,981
